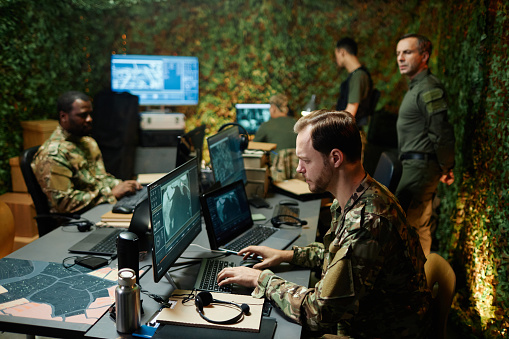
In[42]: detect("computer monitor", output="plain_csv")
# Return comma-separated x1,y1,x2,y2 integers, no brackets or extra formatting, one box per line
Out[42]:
176,125,206,168
235,103,271,135
147,158,201,285
111,54,199,106
207,126,247,187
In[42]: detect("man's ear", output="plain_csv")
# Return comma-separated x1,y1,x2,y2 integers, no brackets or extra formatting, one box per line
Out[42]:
422,51,430,65
330,149,344,168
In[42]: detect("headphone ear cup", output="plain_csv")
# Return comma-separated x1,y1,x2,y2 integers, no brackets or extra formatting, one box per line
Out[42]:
195,291,213,311
241,303,250,314
271,217,281,227
240,134,249,152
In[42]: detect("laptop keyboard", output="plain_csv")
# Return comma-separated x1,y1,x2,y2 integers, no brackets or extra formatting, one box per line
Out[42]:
194,258,235,293
223,225,278,253
113,187,148,213
89,229,124,254
272,204,300,223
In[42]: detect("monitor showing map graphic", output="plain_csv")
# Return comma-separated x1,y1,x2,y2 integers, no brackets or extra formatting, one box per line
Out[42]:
111,54,199,106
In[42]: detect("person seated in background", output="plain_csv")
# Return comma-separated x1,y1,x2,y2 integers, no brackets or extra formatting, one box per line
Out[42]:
218,110,431,338
253,94,301,181
32,91,142,214
253,93,296,150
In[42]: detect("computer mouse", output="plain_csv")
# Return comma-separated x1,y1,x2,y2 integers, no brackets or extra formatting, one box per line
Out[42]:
239,258,262,268
279,199,299,206
112,206,133,214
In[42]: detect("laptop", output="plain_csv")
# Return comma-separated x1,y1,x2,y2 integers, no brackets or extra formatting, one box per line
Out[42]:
200,180,300,254
68,199,151,256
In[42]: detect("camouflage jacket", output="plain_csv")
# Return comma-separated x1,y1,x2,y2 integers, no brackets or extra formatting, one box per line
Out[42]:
31,125,121,213
252,175,431,338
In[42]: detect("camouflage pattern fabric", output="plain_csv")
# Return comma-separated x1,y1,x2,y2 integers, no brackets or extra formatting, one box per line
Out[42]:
270,148,304,182
31,125,121,213
252,175,431,338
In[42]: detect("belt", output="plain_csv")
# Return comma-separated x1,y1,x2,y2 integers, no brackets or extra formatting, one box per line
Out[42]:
400,152,437,161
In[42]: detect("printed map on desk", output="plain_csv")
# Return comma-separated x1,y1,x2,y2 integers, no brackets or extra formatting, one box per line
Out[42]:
0,258,117,325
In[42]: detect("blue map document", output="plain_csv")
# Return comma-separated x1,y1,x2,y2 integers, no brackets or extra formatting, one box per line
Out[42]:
0,258,117,325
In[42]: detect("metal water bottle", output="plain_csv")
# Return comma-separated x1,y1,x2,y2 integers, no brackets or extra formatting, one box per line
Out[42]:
115,268,141,333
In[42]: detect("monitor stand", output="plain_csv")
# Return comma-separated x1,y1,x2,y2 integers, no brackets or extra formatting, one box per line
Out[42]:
164,272,179,290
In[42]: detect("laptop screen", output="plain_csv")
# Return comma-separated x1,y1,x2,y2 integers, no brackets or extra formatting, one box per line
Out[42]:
201,180,253,249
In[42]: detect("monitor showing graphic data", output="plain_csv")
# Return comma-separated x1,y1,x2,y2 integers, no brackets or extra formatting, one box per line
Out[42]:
207,126,247,187
111,54,199,106
147,158,201,283
235,103,271,135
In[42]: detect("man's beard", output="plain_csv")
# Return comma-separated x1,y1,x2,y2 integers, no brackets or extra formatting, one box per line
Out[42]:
308,160,333,194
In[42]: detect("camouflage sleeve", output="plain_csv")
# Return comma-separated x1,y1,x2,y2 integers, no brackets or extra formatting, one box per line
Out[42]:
251,247,358,333
41,158,116,213
290,242,325,268
252,218,396,333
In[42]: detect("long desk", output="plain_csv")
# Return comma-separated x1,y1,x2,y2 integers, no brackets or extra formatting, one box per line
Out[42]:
1,193,321,338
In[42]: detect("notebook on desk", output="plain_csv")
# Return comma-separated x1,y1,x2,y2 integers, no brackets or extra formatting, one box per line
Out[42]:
68,199,150,256
200,180,300,254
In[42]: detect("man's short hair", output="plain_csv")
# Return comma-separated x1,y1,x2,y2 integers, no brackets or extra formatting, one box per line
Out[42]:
57,91,90,117
398,33,432,62
294,109,361,162
336,37,358,56
269,94,289,114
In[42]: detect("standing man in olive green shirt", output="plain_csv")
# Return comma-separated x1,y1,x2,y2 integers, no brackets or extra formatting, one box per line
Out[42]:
396,34,455,255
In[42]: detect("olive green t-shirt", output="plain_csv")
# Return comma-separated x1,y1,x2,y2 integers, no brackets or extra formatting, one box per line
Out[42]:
253,116,297,151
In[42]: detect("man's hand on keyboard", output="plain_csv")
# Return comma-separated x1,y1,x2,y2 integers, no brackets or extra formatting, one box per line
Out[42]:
112,180,143,199
239,246,294,270
217,266,261,289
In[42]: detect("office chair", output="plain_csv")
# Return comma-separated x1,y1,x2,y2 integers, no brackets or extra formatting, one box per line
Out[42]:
372,151,402,194
0,201,15,258
424,253,456,339
19,146,78,237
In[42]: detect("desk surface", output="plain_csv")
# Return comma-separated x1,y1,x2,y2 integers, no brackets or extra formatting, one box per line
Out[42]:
1,193,321,338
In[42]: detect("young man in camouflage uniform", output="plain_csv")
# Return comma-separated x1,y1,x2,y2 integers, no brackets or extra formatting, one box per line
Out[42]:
32,91,142,214
395,34,455,255
218,110,431,338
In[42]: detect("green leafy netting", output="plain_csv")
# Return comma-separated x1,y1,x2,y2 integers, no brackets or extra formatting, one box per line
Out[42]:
0,0,507,336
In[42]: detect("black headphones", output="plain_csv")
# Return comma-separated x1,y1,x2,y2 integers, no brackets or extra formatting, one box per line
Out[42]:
218,122,249,151
271,214,308,227
63,220,94,232
39,214,94,232
195,291,250,324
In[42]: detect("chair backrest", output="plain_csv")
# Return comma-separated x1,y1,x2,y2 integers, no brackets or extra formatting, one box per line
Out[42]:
19,146,63,237
19,146,51,216
0,201,15,258
372,151,402,193
424,253,456,339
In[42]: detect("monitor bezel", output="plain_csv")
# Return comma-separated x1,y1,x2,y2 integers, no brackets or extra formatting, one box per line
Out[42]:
147,157,201,283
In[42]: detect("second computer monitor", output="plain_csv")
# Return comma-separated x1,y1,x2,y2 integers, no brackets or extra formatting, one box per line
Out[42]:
207,125,247,188
235,103,271,135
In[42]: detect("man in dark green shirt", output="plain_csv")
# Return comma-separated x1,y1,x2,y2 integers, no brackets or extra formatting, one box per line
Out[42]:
395,34,455,255
335,37,373,126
